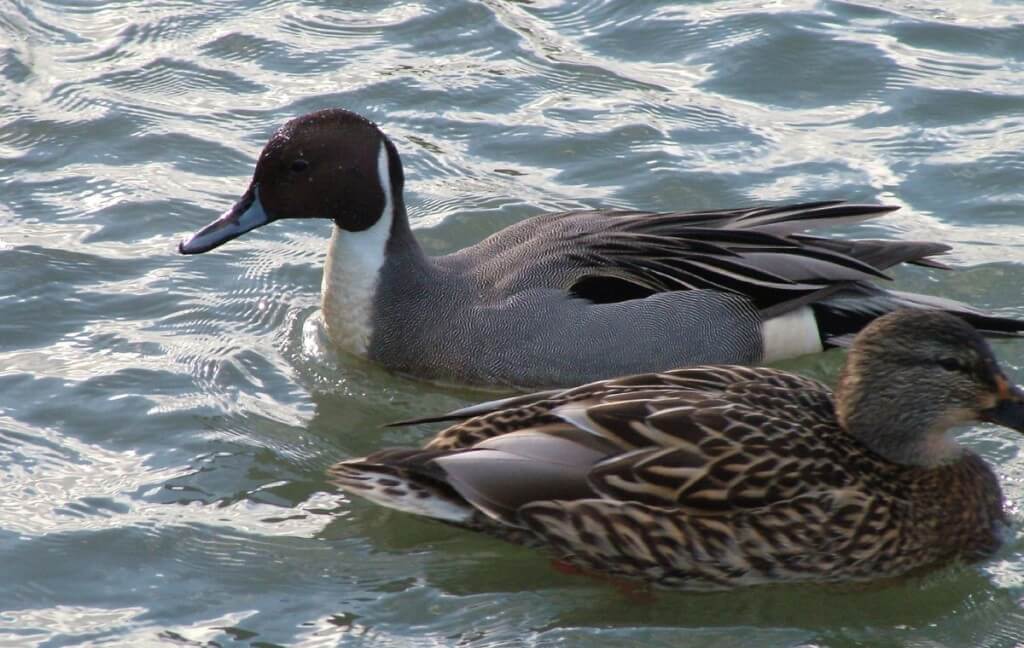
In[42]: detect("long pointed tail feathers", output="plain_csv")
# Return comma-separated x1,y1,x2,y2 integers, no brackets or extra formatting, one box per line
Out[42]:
814,287,1024,347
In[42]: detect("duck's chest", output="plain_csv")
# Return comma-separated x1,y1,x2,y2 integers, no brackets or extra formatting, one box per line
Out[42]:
909,456,1006,561
320,226,388,357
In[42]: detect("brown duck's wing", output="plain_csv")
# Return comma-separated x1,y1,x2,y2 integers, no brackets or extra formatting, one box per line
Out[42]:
574,365,836,426
584,410,851,513
551,372,853,513
329,424,619,530
427,366,852,516
418,365,833,451
427,426,620,527
397,366,759,429
518,489,911,589
550,366,837,451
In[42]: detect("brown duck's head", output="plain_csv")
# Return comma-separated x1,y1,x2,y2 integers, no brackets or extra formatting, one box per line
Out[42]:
835,309,1024,467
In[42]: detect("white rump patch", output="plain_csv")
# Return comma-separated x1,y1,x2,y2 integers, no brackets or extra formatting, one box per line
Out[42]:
321,142,394,356
761,306,823,362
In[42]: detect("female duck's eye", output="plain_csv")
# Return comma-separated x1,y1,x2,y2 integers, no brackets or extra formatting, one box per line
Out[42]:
290,159,309,173
938,357,965,372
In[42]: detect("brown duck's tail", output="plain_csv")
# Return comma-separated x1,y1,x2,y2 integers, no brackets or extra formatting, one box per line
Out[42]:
327,451,476,524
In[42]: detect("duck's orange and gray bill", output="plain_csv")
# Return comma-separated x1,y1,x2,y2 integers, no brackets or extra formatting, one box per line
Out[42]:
982,373,1024,431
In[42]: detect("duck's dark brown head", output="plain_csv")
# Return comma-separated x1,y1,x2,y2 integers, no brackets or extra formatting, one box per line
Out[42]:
179,109,405,254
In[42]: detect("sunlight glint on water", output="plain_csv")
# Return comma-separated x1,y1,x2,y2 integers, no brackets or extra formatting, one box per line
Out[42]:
2,0,1024,645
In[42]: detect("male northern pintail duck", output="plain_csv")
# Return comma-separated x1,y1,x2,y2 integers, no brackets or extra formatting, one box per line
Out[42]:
179,109,1023,388
329,310,1024,590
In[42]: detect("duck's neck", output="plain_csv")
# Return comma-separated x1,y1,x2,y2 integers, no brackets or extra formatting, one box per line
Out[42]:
836,361,965,467
321,140,428,356
321,202,427,356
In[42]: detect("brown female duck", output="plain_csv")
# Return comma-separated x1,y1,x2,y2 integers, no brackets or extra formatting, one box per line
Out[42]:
329,310,1024,590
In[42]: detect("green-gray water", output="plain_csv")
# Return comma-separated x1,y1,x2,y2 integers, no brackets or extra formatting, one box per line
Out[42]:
4,1,1024,645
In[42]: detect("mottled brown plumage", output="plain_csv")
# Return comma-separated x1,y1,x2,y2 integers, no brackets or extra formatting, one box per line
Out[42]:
329,310,1024,590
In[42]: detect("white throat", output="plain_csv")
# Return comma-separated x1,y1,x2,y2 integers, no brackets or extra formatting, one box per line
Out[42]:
321,142,394,356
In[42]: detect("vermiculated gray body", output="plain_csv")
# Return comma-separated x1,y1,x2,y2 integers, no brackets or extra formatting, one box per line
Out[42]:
368,215,762,387
178,109,1024,388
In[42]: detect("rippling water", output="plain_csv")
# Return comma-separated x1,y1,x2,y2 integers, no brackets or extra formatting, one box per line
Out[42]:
4,0,1024,645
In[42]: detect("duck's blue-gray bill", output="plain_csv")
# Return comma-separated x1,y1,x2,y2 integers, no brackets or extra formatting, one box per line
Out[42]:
179,187,267,255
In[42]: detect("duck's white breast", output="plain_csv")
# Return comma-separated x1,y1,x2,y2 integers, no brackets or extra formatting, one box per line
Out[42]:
320,144,394,356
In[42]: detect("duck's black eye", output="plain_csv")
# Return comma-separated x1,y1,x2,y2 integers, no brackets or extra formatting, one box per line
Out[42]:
290,159,309,173
938,357,966,372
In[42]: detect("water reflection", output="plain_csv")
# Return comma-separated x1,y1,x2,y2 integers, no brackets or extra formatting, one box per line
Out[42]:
3,0,1024,644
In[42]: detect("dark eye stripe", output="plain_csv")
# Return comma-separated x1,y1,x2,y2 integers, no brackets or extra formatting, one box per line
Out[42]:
937,357,965,372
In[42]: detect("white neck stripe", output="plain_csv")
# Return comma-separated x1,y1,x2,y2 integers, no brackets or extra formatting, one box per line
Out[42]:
319,141,394,356
377,142,394,231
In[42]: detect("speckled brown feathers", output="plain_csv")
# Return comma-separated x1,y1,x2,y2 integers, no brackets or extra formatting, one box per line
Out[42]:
516,453,1003,589
329,312,1022,590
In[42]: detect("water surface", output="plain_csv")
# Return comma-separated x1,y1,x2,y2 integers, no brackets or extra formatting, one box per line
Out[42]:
3,0,1024,645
